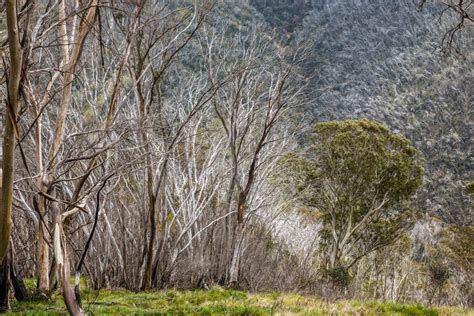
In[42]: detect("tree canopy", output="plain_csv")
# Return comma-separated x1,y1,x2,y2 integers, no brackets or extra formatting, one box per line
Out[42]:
284,119,424,270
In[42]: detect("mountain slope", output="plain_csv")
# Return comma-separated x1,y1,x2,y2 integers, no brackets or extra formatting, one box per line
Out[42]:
251,0,473,224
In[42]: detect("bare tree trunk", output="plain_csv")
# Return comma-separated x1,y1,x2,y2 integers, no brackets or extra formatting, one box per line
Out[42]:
74,176,110,307
36,213,50,292
54,219,85,316
0,0,22,264
142,190,157,290
48,0,98,163
145,130,169,289
33,0,98,300
0,252,10,312
9,242,28,301
227,192,248,288
0,1,22,310
227,222,244,288
329,242,338,269
218,176,236,282
150,176,169,288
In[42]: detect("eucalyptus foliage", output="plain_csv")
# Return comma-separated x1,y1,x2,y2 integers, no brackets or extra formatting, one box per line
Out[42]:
284,119,424,270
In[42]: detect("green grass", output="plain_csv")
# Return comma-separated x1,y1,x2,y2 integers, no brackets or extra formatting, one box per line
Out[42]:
6,286,471,315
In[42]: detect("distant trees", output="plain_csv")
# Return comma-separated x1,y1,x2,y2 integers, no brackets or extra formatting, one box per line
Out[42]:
417,0,473,52
435,225,473,305
249,0,313,35
283,119,423,273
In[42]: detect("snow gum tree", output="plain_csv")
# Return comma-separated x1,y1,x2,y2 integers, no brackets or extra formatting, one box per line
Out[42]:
282,119,424,278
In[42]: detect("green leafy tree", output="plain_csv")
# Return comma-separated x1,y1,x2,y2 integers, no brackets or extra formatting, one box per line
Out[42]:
284,119,424,272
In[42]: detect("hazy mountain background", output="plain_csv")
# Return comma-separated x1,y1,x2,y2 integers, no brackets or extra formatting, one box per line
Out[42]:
238,0,473,225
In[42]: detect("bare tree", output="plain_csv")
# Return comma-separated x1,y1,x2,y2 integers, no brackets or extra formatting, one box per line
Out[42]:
200,22,306,287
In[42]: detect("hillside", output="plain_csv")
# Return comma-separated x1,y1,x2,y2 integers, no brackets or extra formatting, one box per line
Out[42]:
250,0,473,225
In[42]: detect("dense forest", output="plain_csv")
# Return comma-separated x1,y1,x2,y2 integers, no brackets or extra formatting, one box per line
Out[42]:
0,0,472,315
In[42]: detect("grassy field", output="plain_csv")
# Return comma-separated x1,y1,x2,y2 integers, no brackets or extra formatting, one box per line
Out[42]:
5,286,472,315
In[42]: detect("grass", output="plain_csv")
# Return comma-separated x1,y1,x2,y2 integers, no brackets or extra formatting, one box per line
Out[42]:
6,285,472,315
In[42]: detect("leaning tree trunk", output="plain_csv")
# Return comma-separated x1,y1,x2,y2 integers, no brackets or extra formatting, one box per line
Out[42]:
54,219,85,316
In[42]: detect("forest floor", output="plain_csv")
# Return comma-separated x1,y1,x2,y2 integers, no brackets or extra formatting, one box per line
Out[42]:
6,285,472,315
